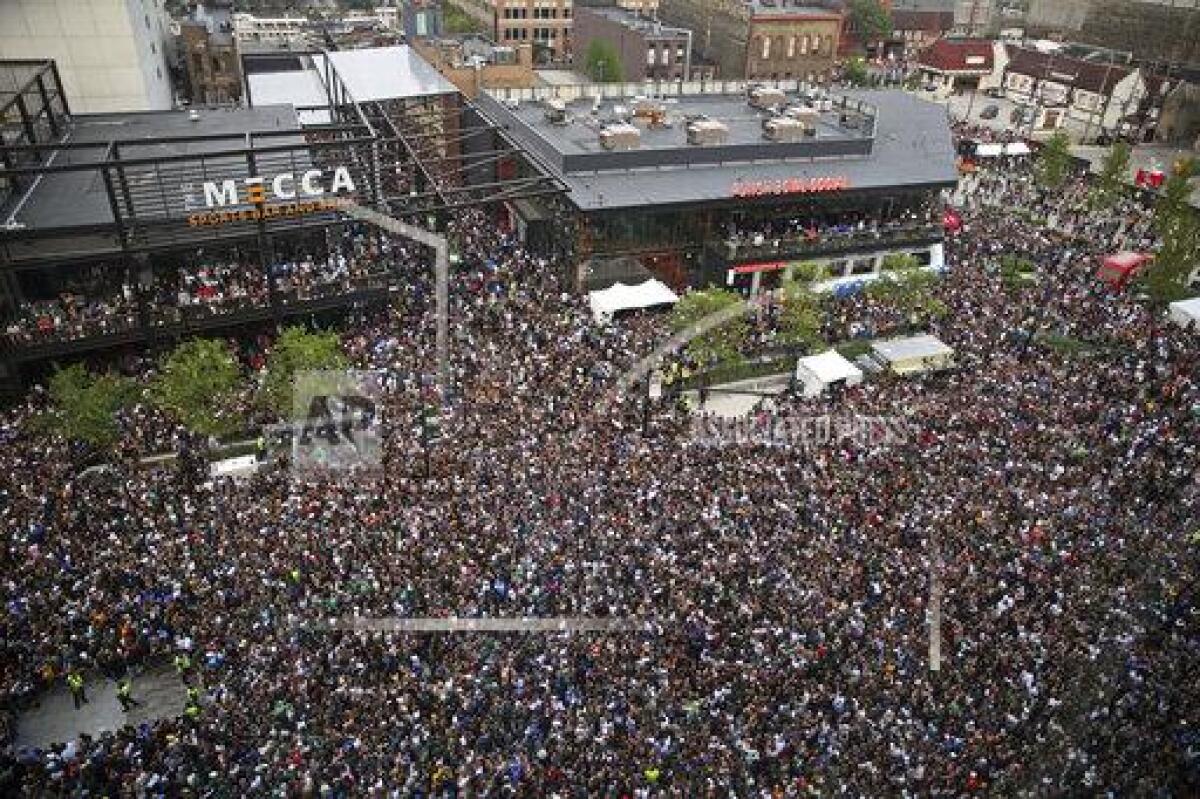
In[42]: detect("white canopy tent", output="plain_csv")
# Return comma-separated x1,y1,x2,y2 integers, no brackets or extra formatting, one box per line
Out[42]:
871,334,956,375
1168,296,1200,328
1004,142,1032,156
588,279,679,322
794,349,864,397
975,143,1004,158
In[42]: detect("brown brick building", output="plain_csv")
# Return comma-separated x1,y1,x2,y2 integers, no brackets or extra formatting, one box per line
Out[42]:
180,1,242,106
573,6,692,81
659,0,840,80
411,36,538,98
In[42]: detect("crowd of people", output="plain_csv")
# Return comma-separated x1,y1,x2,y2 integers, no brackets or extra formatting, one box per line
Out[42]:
0,146,1197,797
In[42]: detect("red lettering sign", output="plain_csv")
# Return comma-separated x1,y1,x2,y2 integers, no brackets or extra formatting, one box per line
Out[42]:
731,176,850,198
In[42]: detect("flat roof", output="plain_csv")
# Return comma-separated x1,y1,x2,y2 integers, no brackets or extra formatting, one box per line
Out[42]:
247,69,333,125
583,7,691,37
317,46,457,102
8,105,303,231
478,86,957,211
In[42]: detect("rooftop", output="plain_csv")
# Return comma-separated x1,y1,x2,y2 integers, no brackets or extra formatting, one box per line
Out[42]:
744,0,843,19
1006,47,1133,95
4,106,303,232
918,38,994,73
582,7,692,37
478,83,955,211
316,46,457,101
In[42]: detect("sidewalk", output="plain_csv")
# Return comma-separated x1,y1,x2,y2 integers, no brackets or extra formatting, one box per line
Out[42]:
14,666,189,752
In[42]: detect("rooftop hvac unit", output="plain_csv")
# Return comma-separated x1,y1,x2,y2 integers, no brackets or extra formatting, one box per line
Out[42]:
748,86,787,110
632,97,665,116
686,117,729,145
544,98,567,125
763,116,808,143
784,105,820,125
599,122,641,150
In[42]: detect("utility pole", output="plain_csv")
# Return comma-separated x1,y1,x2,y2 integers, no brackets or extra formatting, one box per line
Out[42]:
928,523,943,673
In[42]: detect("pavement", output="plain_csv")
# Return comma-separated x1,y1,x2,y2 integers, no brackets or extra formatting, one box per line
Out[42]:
933,89,1099,143
683,373,792,418
14,666,189,752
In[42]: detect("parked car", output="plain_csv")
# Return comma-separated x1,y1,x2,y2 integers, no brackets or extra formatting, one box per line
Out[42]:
983,86,1005,99
1010,107,1034,125
980,104,1000,120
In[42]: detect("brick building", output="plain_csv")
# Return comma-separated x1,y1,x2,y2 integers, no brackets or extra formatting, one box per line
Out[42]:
455,0,574,59
181,0,243,106
660,0,840,80
573,6,692,81
410,36,537,98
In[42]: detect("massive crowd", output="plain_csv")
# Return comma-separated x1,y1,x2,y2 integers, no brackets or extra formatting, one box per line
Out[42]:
0,146,1197,797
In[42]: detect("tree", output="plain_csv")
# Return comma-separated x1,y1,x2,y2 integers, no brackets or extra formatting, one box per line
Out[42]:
443,2,487,36
843,58,870,87
585,39,624,83
1144,158,1200,302
778,274,825,352
259,326,350,416
849,0,893,45
151,338,244,438
1089,141,1131,211
669,288,748,367
1036,131,1073,189
869,255,947,321
40,364,138,446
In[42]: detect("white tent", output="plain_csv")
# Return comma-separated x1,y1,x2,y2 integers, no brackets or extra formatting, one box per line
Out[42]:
871,334,956,375
1004,142,1032,156
975,143,1004,158
589,279,679,322
794,349,864,397
1168,296,1200,328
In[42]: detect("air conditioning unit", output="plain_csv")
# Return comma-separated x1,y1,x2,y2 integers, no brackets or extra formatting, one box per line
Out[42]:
784,105,820,126
686,117,729,145
748,86,787,110
763,116,808,143
599,122,641,150
544,97,567,125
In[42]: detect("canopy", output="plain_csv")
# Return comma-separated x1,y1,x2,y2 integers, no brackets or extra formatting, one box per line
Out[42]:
1004,142,1031,156
1097,251,1152,289
975,143,1004,158
1169,297,1200,328
794,349,864,397
871,334,955,375
589,279,679,322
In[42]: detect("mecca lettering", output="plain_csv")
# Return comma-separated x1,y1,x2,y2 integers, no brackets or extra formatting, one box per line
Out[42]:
184,166,357,227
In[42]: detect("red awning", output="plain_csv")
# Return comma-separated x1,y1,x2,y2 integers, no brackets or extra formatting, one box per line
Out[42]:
733,262,788,274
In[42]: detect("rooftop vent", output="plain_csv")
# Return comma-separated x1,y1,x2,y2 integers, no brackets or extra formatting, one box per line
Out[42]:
763,115,809,143
748,86,787,110
544,97,567,125
784,105,820,125
599,122,641,151
686,117,729,145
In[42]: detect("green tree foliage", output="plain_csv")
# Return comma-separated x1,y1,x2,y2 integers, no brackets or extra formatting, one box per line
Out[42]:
1089,142,1132,211
669,288,748,366
849,0,893,43
778,274,825,352
41,364,138,446
585,39,624,83
1036,131,1073,189
843,58,870,87
151,338,244,437
259,326,350,416
1145,158,1200,302
868,255,948,320
443,2,487,35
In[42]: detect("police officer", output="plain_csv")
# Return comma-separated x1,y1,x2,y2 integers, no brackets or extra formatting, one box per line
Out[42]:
173,652,192,683
67,671,87,710
117,677,140,712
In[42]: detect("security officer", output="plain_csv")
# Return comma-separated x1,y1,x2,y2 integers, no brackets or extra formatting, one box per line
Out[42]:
117,677,140,712
67,671,87,709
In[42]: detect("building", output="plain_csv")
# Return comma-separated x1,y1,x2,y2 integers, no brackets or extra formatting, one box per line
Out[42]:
0,0,173,113
916,38,999,96
476,82,956,293
1002,47,1168,137
660,0,840,81
232,13,316,49
454,0,574,59
573,6,691,81
0,55,560,395
401,0,443,38
1157,82,1200,148
951,0,992,37
889,9,954,56
180,1,242,106
410,36,537,98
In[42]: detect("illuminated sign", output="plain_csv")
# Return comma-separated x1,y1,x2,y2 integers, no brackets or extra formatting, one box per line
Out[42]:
731,176,850,198
183,166,357,227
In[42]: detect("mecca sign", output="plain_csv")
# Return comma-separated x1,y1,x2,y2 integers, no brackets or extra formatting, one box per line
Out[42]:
731,176,850,198
183,166,358,227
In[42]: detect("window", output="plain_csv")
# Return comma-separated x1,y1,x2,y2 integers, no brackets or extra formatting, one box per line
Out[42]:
851,258,875,275
761,36,770,59
774,37,784,59
648,47,656,66
676,47,684,63
787,36,795,58
800,34,808,56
